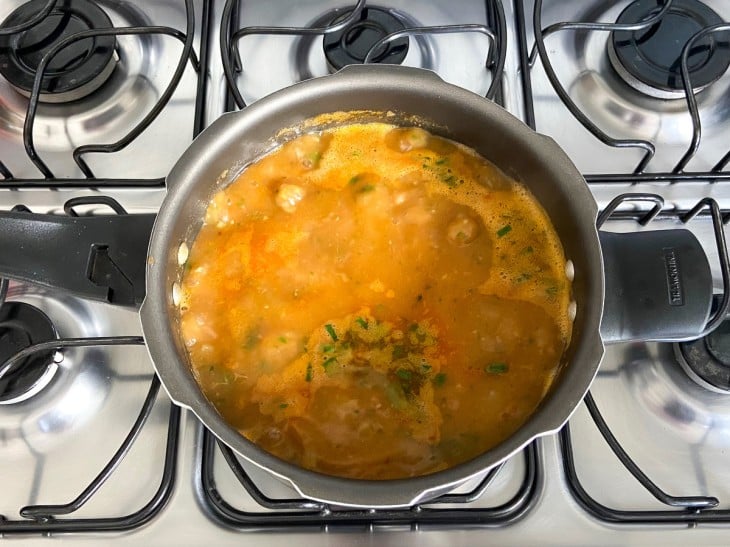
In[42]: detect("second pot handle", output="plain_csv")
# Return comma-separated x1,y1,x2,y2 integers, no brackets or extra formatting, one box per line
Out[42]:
0,211,155,308
599,229,713,344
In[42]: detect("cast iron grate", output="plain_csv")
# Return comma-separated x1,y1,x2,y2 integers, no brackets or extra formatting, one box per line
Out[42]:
0,0,207,188
220,0,508,111
197,424,541,530
561,193,730,525
0,196,181,535
515,3,730,518
515,0,730,183
0,372,180,535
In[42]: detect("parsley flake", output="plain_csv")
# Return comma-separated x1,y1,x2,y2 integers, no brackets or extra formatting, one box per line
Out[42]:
433,372,447,386
324,324,338,341
497,224,512,238
486,362,509,374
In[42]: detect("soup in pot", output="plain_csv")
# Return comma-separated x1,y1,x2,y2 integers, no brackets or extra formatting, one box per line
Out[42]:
178,121,572,479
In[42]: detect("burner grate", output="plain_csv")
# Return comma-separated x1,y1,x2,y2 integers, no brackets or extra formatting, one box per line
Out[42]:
560,194,730,525
0,336,180,535
516,0,730,181
197,426,541,529
0,0,209,186
220,0,507,110
0,195,180,535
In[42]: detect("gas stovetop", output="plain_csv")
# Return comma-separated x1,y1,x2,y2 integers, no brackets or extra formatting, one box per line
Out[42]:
1,1,730,545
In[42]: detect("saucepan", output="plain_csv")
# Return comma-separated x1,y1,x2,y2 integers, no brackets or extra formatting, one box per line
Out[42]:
0,65,725,508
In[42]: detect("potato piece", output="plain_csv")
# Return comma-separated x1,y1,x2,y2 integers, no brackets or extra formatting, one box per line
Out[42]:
288,134,330,169
385,127,430,152
447,213,480,245
275,183,306,213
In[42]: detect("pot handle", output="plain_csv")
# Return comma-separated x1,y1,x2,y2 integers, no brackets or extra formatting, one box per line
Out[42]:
0,209,155,308
599,229,714,343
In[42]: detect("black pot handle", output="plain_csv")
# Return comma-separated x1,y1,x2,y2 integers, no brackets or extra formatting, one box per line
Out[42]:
0,210,155,308
599,229,714,343
1,197,726,343
598,194,730,344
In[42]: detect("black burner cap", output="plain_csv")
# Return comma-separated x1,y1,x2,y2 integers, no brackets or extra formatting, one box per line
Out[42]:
609,0,730,99
323,7,409,71
0,301,58,403
676,317,730,393
0,0,116,103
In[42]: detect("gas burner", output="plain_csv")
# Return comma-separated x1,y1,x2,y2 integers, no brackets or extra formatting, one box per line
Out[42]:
0,301,59,404
0,0,117,104
607,0,730,100
675,318,730,393
323,7,409,72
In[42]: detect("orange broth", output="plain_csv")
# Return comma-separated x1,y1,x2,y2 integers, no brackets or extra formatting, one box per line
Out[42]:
179,122,572,479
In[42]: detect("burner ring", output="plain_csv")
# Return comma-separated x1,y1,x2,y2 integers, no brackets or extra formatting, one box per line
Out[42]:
0,0,117,103
675,318,730,394
608,0,730,100
323,7,409,71
0,301,60,405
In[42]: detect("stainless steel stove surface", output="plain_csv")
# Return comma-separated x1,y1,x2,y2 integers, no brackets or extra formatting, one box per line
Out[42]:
2,1,730,545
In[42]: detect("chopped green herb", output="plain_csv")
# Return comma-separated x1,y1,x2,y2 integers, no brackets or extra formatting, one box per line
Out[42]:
421,363,432,372
486,362,509,374
358,184,375,193
325,323,338,341
392,345,408,360
348,174,361,185
435,157,448,165
433,372,447,386
321,344,335,353
515,273,532,283
355,317,369,330
545,286,559,297
305,362,313,382
278,336,288,344
322,356,337,370
279,403,289,409
523,246,534,254
497,224,512,238
396,368,413,381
